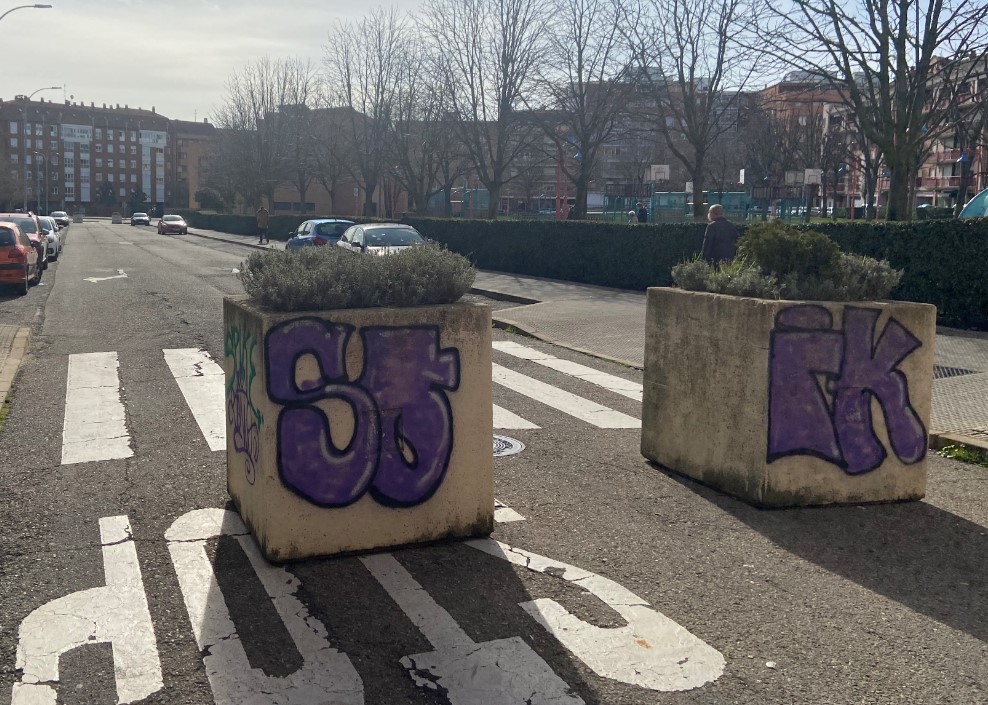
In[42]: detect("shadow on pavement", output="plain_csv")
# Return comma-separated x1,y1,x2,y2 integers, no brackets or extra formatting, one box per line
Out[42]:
650,463,988,644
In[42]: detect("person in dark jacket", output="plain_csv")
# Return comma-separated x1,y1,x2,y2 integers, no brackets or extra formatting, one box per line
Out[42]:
701,204,739,264
636,201,648,224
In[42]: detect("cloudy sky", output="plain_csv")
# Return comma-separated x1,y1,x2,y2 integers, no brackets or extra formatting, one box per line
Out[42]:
0,0,386,121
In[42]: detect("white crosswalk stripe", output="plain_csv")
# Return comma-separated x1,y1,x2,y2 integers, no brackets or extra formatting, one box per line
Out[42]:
493,404,540,429
163,348,226,451
61,352,133,465
493,341,644,401
492,363,641,429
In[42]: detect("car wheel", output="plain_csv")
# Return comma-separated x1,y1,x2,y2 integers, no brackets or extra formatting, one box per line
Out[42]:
182,228,188,235
18,266,29,295
32,261,42,285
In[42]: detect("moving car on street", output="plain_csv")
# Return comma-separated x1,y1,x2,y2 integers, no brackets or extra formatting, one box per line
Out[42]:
336,223,426,255
0,222,40,295
286,219,354,252
50,210,70,228
131,212,150,226
0,213,48,271
157,214,188,235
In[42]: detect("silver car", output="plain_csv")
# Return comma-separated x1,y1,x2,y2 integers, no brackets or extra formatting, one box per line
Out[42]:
336,224,426,255
40,216,62,260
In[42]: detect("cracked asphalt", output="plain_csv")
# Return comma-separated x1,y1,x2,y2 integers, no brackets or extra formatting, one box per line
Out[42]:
0,221,986,704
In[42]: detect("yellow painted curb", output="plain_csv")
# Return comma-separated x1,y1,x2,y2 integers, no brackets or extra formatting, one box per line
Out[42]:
0,327,31,402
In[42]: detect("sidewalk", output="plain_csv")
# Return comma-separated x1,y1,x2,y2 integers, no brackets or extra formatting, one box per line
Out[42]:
187,225,988,451
0,325,30,408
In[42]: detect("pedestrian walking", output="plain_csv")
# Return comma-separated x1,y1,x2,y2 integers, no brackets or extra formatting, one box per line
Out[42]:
701,204,740,264
636,201,648,224
256,205,270,244
627,209,638,224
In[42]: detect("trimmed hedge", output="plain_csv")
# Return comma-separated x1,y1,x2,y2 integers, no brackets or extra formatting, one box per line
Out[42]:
179,210,988,329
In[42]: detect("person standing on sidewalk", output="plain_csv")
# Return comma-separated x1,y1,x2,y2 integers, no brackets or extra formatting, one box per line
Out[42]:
701,204,739,264
256,205,270,244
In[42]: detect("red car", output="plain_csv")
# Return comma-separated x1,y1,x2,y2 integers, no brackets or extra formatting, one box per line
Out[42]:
0,212,48,272
157,214,188,235
0,222,40,295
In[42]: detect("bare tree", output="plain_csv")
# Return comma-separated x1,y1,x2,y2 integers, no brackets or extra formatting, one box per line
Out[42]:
310,106,353,215
325,8,410,216
213,57,318,210
627,0,768,220
533,0,631,218
423,0,549,218
764,0,988,220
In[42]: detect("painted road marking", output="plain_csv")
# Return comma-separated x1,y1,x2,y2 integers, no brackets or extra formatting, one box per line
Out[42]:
11,516,162,705
163,348,226,451
166,509,363,705
467,539,725,692
61,352,133,465
492,364,641,429
84,268,127,283
361,553,584,704
493,403,540,429
494,341,644,401
494,499,526,523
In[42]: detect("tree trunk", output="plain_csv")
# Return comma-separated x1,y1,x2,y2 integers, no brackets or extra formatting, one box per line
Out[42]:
955,164,973,216
486,183,501,219
443,185,453,217
692,179,706,222
886,168,911,222
363,181,377,217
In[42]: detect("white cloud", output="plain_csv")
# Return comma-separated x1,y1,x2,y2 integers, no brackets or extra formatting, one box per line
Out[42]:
0,0,413,120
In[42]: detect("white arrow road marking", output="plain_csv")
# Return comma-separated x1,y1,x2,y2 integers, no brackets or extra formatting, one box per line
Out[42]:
166,509,364,705
492,364,640,429
11,516,163,705
493,341,644,401
163,348,226,451
61,352,133,465
494,499,526,523
466,539,725,692
360,553,584,705
84,269,127,283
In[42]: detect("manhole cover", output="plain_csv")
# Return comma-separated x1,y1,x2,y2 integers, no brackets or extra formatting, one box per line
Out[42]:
493,434,525,457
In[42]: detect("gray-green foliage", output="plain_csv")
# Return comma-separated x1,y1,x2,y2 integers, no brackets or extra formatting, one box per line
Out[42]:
239,245,476,312
672,252,902,301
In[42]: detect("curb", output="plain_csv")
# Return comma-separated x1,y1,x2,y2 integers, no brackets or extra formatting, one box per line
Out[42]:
187,229,279,251
491,313,644,370
469,287,541,306
0,327,31,404
928,430,988,454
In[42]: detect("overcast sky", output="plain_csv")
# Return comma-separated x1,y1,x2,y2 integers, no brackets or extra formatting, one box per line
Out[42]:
0,0,387,122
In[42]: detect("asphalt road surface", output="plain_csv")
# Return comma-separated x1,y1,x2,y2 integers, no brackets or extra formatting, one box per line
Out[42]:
0,221,986,705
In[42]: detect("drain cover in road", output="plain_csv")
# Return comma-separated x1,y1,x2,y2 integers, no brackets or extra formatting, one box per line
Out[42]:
493,435,525,457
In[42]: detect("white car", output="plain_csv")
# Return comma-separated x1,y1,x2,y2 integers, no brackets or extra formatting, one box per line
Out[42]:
40,215,62,260
336,224,426,255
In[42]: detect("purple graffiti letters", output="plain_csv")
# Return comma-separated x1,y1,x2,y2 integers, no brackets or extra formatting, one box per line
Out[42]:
359,327,460,506
266,318,381,506
768,305,926,474
265,319,460,508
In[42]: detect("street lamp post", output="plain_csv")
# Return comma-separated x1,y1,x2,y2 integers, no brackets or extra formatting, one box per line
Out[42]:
0,4,52,23
28,85,60,100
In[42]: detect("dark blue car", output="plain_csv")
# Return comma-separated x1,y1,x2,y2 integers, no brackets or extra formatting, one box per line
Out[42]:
285,219,355,252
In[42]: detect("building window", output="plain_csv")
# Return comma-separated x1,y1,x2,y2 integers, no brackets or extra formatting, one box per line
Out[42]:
51,156,58,166
9,121,17,134
95,128,102,139
25,139,32,149
80,143,89,153
107,143,114,154
130,131,137,141
64,157,74,168
9,154,17,164
130,160,136,169
119,187,126,197
48,125,56,136
25,170,32,180
51,186,58,195
25,155,32,165
130,145,136,154
95,144,102,153
80,174,89,184
50,140,57,150
80,158,89,168
25,124,32,136
119,173,125,183
95,173,103,182
130,174,137,183
65,171,73,180
65,185,74,196
10,138,17,147
107,159,114,169
95,158,102,168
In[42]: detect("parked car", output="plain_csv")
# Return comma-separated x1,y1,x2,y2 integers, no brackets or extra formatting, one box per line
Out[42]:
0,212,48,271
157,214,188,235
0,222,39,295
337,224,426,255
50,210,70,228
40,216,62,260
131,212,150,226
111,212,123,224
286,219,355,252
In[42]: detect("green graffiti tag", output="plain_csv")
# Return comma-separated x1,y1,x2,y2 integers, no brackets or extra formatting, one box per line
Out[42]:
225,324,264,483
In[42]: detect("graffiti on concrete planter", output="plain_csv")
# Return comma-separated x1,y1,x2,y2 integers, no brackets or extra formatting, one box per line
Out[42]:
265,317,460,507
768,305,926,474
225,324,264,483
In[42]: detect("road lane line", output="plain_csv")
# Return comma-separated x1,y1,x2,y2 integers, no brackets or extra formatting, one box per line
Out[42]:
492,364,640,429
493,341,643,401
61,352,133,465
493,403,540,429
163,348,226,451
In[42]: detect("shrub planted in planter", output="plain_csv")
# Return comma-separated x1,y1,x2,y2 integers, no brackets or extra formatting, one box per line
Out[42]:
224,244,492,560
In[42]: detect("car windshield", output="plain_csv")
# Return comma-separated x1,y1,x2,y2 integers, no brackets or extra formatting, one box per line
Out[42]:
365,228,424,247
0,217,36,234
133,213,147,218
52,211,66,217
163,215,183,222
314,222,348,237
0,228,15,246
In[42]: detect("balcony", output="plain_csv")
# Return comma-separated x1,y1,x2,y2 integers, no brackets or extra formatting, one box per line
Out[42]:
933,148,961,163
916,176,961,190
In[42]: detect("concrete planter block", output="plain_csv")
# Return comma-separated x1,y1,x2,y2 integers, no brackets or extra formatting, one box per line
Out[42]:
641,288,936,507
224,296,494,561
